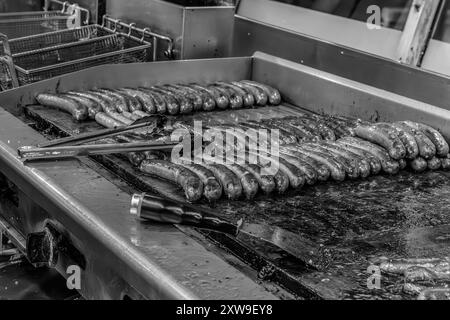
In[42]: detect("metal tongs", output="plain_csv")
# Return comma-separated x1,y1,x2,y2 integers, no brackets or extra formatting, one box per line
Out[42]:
18,116,177,162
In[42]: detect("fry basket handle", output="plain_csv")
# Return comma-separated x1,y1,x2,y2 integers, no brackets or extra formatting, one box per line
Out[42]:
113,19,121,33
101,15,108,27
61,1,69,13
140,27,152,42
0,55,19,89
0,33,12,58
73,4,90,26
128,23,136,37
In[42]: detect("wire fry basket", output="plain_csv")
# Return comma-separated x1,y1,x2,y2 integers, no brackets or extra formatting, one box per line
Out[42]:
0,17,174,90
0,1,90,39
0,25,114,56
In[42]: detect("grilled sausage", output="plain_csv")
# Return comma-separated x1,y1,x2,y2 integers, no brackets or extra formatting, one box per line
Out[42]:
144,151,168,161
129,153,147,167
281,120,321,142
291,118,324,138
403,121,449,157
231,81,268,106
275,158,306,189
378,123,419,160
190,84,229,110
354,125,406,160
85,90,122,114
36,93,88,121
259,119,305,143
242,163,276,194
138,88,167,114
68,91,116,114
244,121,297,145
121,111,140,121
312,115,355,138
177,84,216,112
304,119,336,141
238,153,289,193
150,86,181,115
337,137,400,175
64,93,102,119
270,171,289,193
303,143,360,179
321,142,371,178
140,160,203,202
279,151,318,185
212,85,243,109
94,112,126,128
167,85,203,111
409,157,428,173
163,85,198,113
179,163,223,202
331,142,381,175
248,151,305,189
441,155,450,171
224,163,259,200
394,122,436,160
202,163,243,200
111,89,143,112
240,80,282,105
107,112,134,125
216,82,255,108
113,134,146,167
281,146,331,182
94,88,130,113
119,88,156,114
427,157,442,171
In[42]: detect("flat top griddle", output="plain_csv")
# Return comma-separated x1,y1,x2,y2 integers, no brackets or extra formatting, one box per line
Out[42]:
25,103,450,300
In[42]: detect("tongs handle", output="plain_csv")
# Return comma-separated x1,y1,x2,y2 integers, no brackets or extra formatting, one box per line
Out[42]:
130,193,238,236
37,116,164,148
18,141,176,162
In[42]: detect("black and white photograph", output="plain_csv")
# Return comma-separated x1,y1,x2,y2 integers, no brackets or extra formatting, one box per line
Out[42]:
0,0,449,307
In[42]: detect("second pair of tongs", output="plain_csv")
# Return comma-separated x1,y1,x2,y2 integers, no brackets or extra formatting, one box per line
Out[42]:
18,115,176,162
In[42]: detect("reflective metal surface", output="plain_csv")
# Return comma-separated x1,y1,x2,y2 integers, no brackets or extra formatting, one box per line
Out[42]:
0,255,78,300
237,0,403,60
232,16,450,111
106,0,235,59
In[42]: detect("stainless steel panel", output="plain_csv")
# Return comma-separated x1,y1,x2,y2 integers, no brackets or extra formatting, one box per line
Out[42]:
236,0,402,60
106,0,235,59
233,16,450,111
182,7,234,58
422,39,450,76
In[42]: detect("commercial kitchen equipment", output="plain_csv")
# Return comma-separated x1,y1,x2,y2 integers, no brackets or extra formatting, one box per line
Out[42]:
106,0,236,60
0,51,449,299
1,0,450,300
0,15,174,90
0,0,90,39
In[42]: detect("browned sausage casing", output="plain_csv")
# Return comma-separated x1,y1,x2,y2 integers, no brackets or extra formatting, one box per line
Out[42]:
36,93,88,121
354,125,406,160
140,160,204,202
179,163,223,202
202,163,243,200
